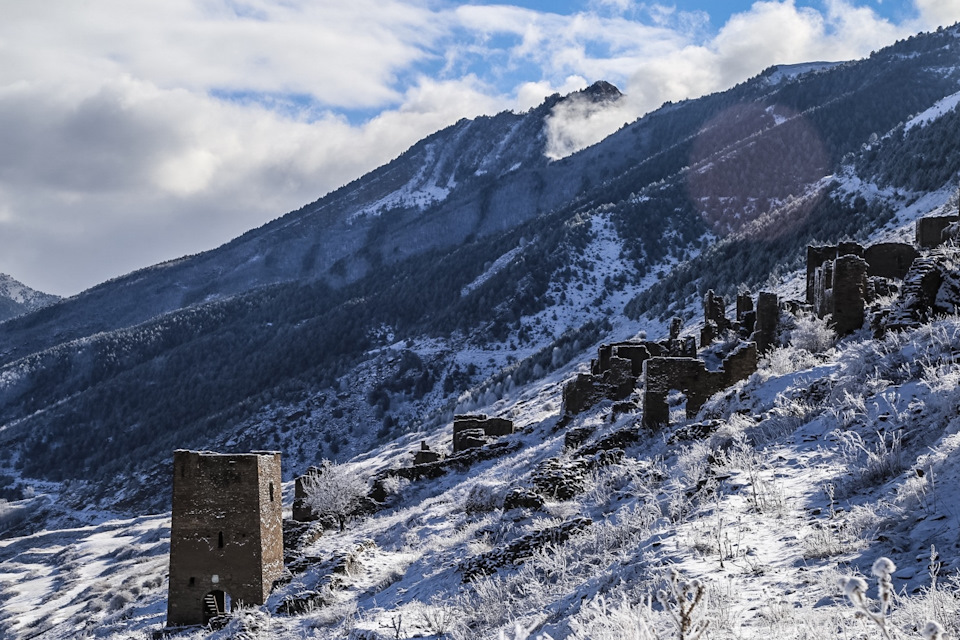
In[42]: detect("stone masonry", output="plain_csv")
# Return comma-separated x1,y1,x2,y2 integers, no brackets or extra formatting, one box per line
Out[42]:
167,450,283,627
452,414,514,453
641,342,758,429
754,292,779,354
293,466,319,522
916,214,960,249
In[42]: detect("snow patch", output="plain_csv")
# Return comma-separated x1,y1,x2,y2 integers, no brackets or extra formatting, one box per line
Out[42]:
461,246,523,298
905,89,960,131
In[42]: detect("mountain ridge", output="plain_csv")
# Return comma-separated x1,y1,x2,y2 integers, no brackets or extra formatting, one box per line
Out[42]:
3,23,960,532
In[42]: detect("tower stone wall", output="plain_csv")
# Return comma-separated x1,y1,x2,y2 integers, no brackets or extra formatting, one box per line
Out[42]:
167,450,283,627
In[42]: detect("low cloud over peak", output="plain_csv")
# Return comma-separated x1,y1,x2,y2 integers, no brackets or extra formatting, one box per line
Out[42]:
0,0,956,295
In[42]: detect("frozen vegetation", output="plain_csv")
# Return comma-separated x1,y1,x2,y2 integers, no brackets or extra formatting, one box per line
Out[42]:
7,22,960,640
8,244,960,638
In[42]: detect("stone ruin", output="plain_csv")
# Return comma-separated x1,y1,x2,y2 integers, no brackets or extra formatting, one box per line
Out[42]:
701,290,733,346
561,288,778,422
167,450,283,627
292,466,320,523
702,289,780,352
562,340,665,418
916,214,960,249
641,342,758,429
807,240,919,335
453,414,515,453
413,440,443,465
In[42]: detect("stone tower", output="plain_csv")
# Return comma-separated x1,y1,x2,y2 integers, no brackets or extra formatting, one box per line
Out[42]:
166,450,283,627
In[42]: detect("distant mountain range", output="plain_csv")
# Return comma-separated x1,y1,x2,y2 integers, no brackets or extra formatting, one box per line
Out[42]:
4,24,960,531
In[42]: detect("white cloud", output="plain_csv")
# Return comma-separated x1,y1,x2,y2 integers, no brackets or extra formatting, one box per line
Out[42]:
0,0,956,295
543,0,910,159
914,0,960,28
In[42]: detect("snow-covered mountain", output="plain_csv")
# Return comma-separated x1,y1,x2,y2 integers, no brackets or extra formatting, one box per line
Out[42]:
6,21,960,640
0,273,58,323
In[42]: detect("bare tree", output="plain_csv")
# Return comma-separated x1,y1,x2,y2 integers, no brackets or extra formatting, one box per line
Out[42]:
301,460,369,531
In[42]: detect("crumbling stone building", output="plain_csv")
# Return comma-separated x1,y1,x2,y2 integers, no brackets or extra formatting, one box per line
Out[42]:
916,214,960,248
807,240,918,335
413,440,443,465
292,465,320,523
167,450,283,627
453,414,515,453
641,342,758,429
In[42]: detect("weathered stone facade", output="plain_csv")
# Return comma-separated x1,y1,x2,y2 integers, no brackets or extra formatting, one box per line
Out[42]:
916,214,960,249
806,242,865,305
811,252,869,335
452,414,514,453
413,441,443,465
864,243,919,280
701,289,732,346
293,466,324,523
167,450,283,627
641,342,758,429
806,240,918,336
753,292,779,354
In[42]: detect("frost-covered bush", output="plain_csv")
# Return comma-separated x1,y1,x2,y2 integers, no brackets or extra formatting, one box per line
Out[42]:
302,460,370,531
464,482,505,515
377,474,410,499
790,313,835,353
569,595,657,639
758,345,820,378
835,429,904,491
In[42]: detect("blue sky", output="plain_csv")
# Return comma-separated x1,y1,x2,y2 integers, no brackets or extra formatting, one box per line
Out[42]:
1,0,959,295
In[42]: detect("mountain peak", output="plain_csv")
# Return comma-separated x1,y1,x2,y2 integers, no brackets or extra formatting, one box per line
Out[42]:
576,80,622,102
0,273,59,322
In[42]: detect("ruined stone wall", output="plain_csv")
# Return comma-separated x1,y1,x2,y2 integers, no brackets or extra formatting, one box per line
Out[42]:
864,243,918,280
917,215,959,249
293,466,319,522
642,357,712,428
452,415,515,453
641,343,757,429
807,244,866,302
167,450,283,627
830,255,868,335
754,292,778,354
610,344,651,376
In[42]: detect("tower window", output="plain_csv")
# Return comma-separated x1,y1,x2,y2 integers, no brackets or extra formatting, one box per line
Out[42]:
218,531,224,548
269,482,275,502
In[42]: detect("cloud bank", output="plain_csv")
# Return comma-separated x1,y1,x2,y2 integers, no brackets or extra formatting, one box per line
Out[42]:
1,0,957,295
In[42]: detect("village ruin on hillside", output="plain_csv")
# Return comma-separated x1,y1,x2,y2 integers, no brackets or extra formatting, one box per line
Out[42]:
164,210,960,629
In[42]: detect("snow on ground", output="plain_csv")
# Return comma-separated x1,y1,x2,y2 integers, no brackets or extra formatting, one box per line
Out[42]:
0,514,169,639
905,89,960,131
762,62,844,86
461,246,525,298
8,186,960,639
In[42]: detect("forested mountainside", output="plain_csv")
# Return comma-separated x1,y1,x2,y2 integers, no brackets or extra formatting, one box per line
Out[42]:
4,25,960,530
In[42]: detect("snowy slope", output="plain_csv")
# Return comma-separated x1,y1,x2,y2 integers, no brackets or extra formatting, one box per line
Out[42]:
0,274,58,323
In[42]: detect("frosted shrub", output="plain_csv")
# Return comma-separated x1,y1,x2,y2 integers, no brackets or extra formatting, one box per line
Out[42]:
377,475,409,498
569,595,657,640
840,557,948,640
658,569,709,640
759,345,819,377
464,482,504,515
835,429,904,491
791,313,835,353
841,558,896,640
301,460,370,531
